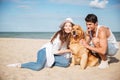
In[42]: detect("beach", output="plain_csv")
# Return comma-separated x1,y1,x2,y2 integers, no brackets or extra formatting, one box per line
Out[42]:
0,38,120,80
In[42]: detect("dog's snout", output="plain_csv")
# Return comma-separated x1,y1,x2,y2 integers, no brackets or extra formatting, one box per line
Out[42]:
73,31,76,35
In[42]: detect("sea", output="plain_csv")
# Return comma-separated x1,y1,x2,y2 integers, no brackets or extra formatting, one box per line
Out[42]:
0,32,120,41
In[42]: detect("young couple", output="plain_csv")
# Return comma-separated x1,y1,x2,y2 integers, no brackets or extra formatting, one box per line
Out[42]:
7,14,119,70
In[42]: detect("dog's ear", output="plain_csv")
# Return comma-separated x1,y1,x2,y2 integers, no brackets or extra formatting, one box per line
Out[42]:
81,29,85,39
79,25,85,39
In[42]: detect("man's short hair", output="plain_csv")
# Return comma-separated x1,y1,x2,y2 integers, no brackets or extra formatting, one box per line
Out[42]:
85,14,98,24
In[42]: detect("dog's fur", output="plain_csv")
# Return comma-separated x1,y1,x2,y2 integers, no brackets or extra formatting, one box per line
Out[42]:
69,25,99,69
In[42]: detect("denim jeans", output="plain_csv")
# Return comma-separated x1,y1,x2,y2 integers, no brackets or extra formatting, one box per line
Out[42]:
21,48,70,71
107,42,119,56
54,54,70,67
21,48,46,71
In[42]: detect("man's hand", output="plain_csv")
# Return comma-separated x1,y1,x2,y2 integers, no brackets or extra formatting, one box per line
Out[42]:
80,39,89,48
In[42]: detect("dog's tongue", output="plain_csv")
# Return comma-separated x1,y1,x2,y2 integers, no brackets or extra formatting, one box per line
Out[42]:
73,35,76,37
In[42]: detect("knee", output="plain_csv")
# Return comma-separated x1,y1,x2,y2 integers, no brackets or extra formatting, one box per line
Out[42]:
38,48,46,55
63,60,70,67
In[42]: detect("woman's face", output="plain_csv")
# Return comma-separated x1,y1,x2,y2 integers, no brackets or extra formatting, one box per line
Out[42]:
64,22,72,33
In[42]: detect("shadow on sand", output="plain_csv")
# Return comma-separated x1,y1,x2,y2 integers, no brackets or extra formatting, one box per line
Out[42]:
108,56,119,64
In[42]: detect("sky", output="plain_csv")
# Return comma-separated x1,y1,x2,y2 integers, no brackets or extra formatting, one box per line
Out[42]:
0,0,120,32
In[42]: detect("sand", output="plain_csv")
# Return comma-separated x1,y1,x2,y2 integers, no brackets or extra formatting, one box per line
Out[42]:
0,38,120,80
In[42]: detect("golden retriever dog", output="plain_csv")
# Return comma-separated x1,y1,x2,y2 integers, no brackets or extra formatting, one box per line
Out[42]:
69,25,99,69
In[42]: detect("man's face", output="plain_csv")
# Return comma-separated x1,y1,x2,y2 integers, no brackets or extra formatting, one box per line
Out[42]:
86,22,97,31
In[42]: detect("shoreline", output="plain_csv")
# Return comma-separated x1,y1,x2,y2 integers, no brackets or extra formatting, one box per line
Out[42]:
0,37,50,40
0,31,120,41
0,38,120,80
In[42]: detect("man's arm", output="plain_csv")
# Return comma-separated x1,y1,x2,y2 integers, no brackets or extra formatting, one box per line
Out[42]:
83,27,108,55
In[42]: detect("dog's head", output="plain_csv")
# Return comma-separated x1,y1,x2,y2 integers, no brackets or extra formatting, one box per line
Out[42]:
71,25,84,40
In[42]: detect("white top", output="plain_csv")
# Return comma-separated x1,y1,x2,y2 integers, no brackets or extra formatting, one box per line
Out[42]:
40,34,71,67
96,25,119,49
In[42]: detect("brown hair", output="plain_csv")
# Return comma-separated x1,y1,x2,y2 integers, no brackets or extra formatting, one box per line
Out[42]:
50,21,74,49
85,14,98,24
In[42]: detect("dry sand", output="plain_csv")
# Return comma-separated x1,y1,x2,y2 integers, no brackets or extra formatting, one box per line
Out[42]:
0,38,120,80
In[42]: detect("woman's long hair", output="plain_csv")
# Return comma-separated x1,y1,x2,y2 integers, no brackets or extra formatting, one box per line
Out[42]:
50,21,74,49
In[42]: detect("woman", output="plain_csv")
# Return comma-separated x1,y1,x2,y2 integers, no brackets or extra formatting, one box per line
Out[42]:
7,18,75,71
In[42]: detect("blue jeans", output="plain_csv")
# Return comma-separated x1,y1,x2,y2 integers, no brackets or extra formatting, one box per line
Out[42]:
53,54,70,67
21,48,46,71
107,42,119,56
21,48,70,71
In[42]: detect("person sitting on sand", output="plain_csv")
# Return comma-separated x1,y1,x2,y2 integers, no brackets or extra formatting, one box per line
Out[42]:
81,14,119,69
7,18,74,71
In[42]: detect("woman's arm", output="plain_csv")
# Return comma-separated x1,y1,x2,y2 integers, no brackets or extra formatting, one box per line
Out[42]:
55,49,71,54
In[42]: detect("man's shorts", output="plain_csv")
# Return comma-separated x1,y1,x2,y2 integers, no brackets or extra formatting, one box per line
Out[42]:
107,42,119,56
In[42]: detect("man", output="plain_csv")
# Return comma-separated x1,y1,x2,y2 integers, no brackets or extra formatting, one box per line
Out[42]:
81,14,119,69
